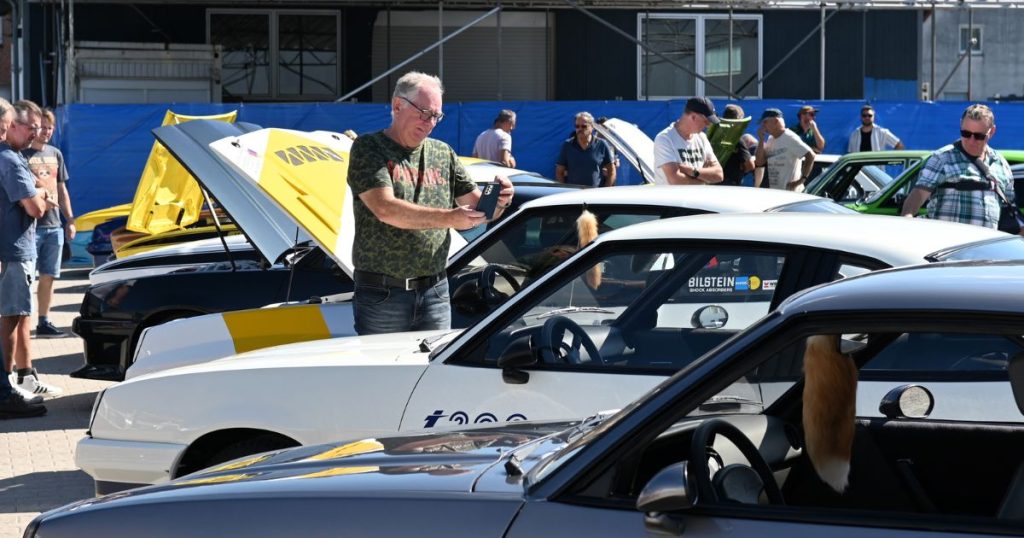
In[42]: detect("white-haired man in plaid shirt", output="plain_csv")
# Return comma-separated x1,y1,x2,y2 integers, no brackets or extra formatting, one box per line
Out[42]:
901,104,1014,229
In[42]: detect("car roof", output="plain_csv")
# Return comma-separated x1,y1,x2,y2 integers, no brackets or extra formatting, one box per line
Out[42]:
779,260,1024,315
593,212,1008,265
836,150,930,159
518,185,834,214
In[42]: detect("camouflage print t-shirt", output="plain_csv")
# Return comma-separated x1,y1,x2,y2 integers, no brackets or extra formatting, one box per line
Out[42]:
347,131,476,279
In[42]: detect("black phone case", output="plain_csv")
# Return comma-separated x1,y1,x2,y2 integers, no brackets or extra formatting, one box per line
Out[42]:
477,182,501,219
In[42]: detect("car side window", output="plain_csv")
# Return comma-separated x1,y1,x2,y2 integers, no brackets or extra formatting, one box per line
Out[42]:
860,332,1024,379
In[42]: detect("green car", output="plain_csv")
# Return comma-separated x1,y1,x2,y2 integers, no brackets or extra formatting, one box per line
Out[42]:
807,149,1024,216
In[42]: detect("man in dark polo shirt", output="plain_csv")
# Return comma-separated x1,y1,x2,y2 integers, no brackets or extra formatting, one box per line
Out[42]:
555,112,616,187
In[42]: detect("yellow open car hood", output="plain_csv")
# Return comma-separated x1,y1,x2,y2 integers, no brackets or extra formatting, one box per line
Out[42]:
125,110,238,235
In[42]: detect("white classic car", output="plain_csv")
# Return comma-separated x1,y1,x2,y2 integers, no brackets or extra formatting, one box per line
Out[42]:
128,183,852,379
76,212,1024,494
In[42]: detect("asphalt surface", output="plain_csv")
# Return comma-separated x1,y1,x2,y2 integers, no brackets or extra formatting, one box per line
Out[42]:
0,268,114,537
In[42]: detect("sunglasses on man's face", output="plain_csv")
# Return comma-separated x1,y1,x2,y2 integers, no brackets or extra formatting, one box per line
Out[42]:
960,129,989,141
861,114,874,118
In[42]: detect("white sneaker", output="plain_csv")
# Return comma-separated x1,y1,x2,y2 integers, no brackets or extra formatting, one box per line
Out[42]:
16,372,63,399
9,379,44,405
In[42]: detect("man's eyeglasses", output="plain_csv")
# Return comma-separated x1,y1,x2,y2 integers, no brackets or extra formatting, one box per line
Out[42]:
960,129,989,141
575,123,591,129
861,114,874,118
399,96,444,124
15,121,40,132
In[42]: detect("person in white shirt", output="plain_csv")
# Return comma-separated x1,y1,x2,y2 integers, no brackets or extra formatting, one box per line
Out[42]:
472,110,516,167
653,97,724,185
847,104,904,153
755,108,815,190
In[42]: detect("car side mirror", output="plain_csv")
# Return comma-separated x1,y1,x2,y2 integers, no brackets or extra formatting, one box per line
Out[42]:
879,384,934,419
497,335,536,385
637,462,694,535
691,305,728,329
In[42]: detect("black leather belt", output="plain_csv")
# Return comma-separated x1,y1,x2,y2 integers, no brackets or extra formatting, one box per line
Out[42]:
938,181,990,192
353,270,445,291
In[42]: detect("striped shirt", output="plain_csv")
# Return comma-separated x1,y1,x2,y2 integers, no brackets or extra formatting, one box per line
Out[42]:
915,144,1014,229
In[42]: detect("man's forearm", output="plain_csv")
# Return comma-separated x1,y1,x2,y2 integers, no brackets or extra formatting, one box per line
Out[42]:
901,188,931,217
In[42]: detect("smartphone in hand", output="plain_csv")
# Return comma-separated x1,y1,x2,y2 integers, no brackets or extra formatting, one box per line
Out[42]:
476,181,502,220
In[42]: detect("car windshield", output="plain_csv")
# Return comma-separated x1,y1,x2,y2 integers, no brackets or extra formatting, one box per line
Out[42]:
453,207,683,283
930,236,1024,262
768,199,858,214
460,244,792,379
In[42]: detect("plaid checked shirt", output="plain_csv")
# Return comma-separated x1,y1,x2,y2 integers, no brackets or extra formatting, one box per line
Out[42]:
915,144,1014,228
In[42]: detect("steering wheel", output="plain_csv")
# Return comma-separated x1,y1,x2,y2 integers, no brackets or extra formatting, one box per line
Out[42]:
480,264,522,306
688,418,785,506
539,315,602,365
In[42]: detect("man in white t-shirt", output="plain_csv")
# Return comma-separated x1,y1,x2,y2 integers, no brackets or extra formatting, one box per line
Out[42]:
653,97,724,185
472,110,516,167
755,108,815,191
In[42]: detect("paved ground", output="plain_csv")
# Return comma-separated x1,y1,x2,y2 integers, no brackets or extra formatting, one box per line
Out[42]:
0,268,114,537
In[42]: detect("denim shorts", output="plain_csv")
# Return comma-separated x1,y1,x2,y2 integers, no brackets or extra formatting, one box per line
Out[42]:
35,226,64,278
0,260,34,317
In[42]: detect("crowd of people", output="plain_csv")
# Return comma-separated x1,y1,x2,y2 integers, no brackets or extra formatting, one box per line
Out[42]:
2,70,1018,418
0,99,71,420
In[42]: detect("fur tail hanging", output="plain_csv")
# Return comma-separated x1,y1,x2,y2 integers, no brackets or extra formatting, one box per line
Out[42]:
802,334,857,493
577,210,601,288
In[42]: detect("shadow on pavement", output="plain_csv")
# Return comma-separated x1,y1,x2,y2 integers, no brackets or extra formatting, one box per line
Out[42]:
0,470,95,514
55,284,90,295
0,392,97,434
31,353,84,376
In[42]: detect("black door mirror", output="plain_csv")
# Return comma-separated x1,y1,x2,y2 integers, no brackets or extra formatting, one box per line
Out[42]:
497,334,536,384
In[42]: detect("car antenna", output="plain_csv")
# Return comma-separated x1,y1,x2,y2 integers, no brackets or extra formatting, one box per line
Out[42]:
200,186,237,272
284,226,300,303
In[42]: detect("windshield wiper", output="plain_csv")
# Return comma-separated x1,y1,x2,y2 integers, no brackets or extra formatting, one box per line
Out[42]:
419,330,462,355
698,395,764,412
530,306,615,320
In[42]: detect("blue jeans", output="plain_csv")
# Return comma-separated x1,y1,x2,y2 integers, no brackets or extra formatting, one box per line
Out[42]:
35,226,64,278
354,279,451,335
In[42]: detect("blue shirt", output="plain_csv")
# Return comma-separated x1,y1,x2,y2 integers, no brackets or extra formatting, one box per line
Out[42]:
0,143,38,261
557,136,613,187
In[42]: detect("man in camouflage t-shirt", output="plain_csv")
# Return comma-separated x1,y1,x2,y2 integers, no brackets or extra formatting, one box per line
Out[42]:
347,72,514,335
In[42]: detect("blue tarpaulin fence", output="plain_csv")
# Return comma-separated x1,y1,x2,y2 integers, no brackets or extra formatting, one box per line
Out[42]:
56,100,1024,215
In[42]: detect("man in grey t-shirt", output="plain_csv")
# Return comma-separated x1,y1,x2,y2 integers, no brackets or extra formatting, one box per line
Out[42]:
472,109,516,167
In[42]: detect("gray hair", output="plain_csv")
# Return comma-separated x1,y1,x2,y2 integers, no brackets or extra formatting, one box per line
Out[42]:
575,111,594,126
962,103,995,128
12,100,41,124
0,97,11,119
392,71,443,101
494,109,516,125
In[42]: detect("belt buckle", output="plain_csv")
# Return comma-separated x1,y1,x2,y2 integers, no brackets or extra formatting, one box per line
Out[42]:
404,277,415,291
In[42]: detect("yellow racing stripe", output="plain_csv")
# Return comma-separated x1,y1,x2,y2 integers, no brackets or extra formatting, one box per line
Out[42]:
223,304,331,354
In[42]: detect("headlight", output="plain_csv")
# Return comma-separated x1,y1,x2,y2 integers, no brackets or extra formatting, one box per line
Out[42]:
87,389,105,435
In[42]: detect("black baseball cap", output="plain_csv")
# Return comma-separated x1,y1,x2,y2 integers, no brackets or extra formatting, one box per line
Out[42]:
760,108,783,121
685,97,720,124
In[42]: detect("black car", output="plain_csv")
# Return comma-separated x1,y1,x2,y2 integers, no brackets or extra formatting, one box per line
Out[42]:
35,261,1024,537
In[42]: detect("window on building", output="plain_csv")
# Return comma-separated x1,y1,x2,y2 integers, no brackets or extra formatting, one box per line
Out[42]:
959,25,983,55
638,14,761,100
209,9,340,101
